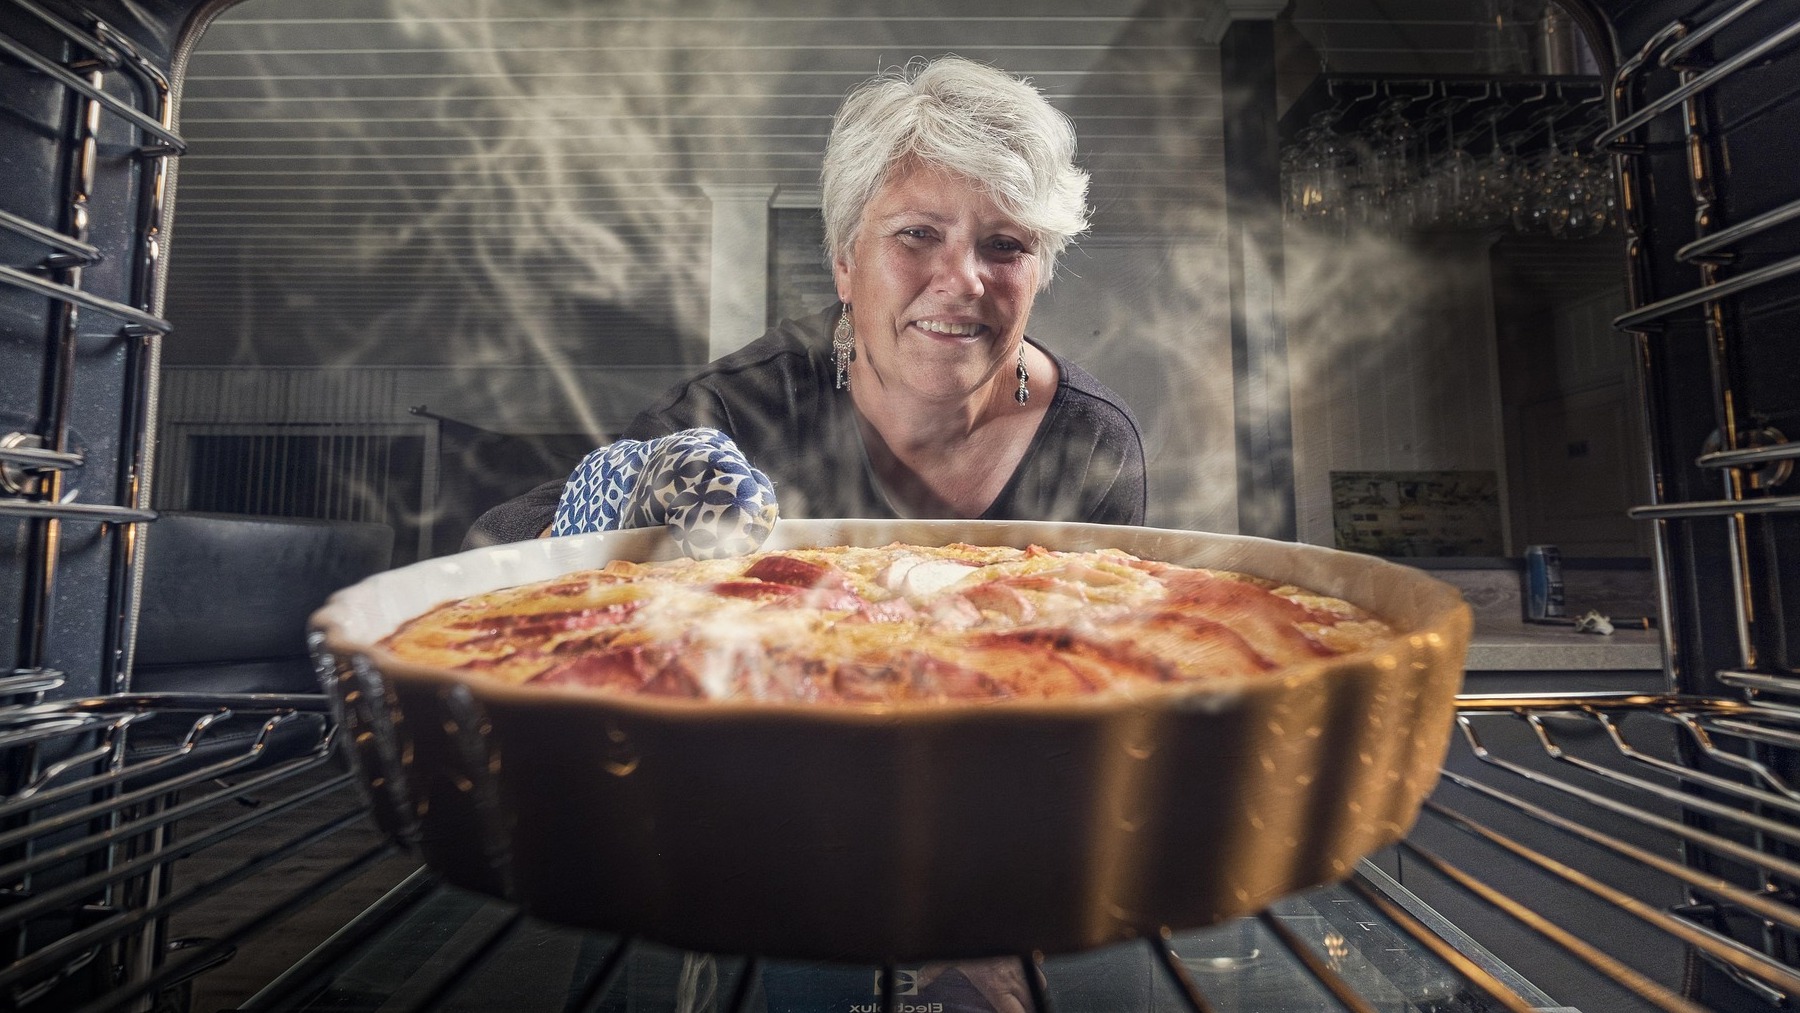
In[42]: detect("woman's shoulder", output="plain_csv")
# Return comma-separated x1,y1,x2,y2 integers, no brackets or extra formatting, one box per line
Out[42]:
704,304,837,375
1041,347,1144,446
625,305,840,439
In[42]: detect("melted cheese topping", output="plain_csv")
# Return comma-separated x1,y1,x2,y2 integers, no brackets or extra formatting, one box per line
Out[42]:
380,543,1395,703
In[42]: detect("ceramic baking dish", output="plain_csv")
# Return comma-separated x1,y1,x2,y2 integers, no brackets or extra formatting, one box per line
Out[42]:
309,519,1471,961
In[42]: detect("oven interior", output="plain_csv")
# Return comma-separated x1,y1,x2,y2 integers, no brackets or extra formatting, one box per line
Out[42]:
2,0,1799,1010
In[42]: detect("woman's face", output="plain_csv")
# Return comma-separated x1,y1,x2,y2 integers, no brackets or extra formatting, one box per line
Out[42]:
834,161,1041,407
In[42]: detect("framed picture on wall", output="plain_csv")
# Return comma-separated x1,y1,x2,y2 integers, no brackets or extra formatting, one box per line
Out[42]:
1331,470,1503,557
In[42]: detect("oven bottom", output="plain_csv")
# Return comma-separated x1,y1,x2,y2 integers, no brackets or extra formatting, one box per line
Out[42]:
213,865,1547,1013
6,685,1787,1013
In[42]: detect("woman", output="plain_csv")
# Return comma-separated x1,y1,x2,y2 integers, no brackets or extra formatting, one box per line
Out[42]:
468,56,1145,547
473,59,1144,1011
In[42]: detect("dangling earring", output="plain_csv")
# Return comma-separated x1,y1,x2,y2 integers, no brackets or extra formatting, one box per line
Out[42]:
1015,345,1030,405
833,305,855,391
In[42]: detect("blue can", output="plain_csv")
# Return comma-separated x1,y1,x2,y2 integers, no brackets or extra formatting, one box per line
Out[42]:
1525,544,1566,620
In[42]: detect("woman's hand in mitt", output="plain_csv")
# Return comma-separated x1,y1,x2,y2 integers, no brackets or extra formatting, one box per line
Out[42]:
552,428,779,559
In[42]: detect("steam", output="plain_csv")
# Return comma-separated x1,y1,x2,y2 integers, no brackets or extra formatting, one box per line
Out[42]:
168,0,1498,552
1282,227,1497,545
177,0,824,388
171,0,824,552
1019,0,1470,539
365,0,685,441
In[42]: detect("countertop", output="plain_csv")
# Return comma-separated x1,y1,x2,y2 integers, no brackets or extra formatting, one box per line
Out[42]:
1409,562,1666,673
1466,618,1663,672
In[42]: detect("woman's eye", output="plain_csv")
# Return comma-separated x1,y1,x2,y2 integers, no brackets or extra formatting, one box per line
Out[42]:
988,237,1029,257
897,227,932,241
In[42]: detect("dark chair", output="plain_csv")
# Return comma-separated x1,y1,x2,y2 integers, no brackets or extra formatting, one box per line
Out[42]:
134,511,393,696
126,512,393,770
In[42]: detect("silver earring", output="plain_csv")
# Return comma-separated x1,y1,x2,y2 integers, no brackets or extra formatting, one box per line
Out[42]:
833,305,854,390
1015,345,1029,405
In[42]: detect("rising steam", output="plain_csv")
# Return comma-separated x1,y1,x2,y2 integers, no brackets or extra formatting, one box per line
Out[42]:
168,0,1497,552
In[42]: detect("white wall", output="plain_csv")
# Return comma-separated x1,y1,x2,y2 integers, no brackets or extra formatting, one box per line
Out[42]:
1286,230,1508,549
1506,285,1649,556
1032,235,1239,534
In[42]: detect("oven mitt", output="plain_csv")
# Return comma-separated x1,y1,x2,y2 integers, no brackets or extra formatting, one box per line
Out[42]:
551,428,779,559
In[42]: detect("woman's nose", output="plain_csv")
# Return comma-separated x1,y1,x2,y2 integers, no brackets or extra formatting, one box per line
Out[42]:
931,241,984,299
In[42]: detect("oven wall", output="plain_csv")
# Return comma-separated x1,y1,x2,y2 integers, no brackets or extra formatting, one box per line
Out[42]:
0,0,185,696
1591,0,1800,688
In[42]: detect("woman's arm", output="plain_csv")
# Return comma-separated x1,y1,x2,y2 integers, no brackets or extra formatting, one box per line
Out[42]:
464,477,563,549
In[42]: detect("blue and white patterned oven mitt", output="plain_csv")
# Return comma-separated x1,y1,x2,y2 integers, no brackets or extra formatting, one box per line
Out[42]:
551,428,780,559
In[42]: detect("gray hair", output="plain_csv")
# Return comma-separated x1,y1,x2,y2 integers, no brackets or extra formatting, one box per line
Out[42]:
820,56,1090,290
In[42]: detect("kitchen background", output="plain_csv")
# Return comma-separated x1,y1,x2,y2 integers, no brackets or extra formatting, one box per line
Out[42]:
150,0,1641,569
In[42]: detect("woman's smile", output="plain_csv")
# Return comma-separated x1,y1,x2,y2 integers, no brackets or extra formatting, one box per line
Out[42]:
912,319,986,338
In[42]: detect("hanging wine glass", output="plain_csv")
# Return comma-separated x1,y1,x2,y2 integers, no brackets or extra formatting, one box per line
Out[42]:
1428,96,1478,227
1350,108,1395,224
1310,109,1356,230
1540,107,1603,238
1571,106,1620,236
1366,96,1421,232
1286,126,1323,221
1511,111,1564,234
1473,116,1523,229
1281,132,1310,220
1562,149,1615,238
1311,129,1354,224
1284,113,1355,229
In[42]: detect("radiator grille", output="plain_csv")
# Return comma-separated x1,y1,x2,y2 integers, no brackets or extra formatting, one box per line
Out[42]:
175,429,430,563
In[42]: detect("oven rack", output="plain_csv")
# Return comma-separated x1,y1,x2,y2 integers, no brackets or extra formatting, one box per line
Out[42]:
1605,0,1800,701
0,691,391,1013
230,869,1543,1013
0,0,178,702
0,688,1793,1012
1441,691,1800,1011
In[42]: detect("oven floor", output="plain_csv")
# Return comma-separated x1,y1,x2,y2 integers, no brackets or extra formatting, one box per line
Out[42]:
158,764,1562,1012
162,762,420,1013
217,869,1548,1013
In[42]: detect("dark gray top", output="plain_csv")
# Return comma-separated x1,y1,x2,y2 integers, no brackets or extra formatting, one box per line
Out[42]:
466,305,1147,547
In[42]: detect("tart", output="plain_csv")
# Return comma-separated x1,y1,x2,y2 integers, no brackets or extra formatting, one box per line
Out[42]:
380,542,1396,702
316,520,1471,959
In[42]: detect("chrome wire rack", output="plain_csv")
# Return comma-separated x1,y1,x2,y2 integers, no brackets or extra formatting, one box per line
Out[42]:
1420,692,1800,1012
12,689,1800,1013
1599,0,1800,701
0,0,176,709
1583,0,1800,1003
0,693,390,1013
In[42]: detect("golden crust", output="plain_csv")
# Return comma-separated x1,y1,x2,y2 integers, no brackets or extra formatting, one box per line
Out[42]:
380,542,1395,703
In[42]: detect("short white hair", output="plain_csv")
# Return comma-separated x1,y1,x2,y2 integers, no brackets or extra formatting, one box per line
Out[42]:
821,56,1090,290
